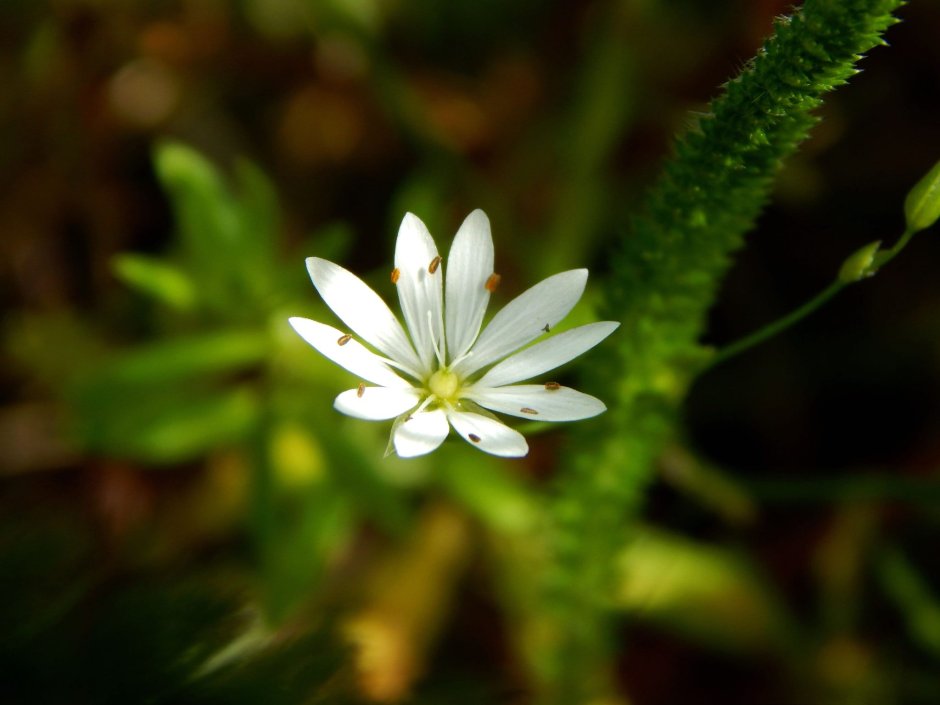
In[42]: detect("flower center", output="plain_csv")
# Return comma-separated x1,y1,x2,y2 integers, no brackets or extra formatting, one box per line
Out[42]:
428,368,460,402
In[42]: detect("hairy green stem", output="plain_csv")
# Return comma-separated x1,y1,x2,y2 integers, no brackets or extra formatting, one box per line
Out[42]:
534,1,907,701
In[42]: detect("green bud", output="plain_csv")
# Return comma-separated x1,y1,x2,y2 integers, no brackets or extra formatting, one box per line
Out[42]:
904,159,940,232
838,240,881,284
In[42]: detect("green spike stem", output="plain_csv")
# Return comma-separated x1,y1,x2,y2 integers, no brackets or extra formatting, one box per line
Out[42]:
531,1,907,702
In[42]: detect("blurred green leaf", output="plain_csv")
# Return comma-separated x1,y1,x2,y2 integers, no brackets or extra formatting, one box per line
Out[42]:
81,577,246,703
542,2,636,276
436,450,538,533
0,510,93,648
77,330,269,388
878,546,940,660
153,141,289,320
152,142,299,320
190,622,353,705
283,402,414,535
0,508,254,705
658,446,757,526
389,170,451,242
155,140,239,250
614,527,792,653
300,221,355,264
233,158,280,262
260,486,353,624
3,312,107,388
60,328,272,463
73,385,261,463
250,417,361,624
112,253,197,311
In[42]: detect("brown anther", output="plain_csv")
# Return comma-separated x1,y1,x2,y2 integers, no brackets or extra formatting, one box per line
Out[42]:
468,433,481,443
390,267,400,284
428,256,442,274
485,273,501,292
357,383,365,398
337,334,352,346
520,407,539,415
544,381,561,390
542,323,551,333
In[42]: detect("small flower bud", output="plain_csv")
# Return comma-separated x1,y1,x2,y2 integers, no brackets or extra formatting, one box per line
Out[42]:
904,159,940,232
838,240,881,283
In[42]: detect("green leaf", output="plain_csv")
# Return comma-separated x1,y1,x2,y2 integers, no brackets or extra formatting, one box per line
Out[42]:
878,546,940,659
259,487,352,624
81,330,270,388
300,221,354,264
153,141,243,315
154,141,240,251
233,157,280,262
614,527,791,652
112,253,197,310
152,141,292,319
0,508,257,703
189,623,351,705
3,312,106,387
73,386,261,463
436,451,538,533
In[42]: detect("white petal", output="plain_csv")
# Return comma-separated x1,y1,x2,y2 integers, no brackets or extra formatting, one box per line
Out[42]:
393,408,449,458
475,321,620,387
464,385,606,421
395,213,444,373
453,269,588,377
446,409,528,457
306,258,422,375
334,387,421,420
445,209,494,360
289,317,411,388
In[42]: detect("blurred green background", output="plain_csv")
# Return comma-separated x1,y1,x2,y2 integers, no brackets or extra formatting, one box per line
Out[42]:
2,0,940,703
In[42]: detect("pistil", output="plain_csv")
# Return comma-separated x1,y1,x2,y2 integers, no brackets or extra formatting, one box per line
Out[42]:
428,368,460,403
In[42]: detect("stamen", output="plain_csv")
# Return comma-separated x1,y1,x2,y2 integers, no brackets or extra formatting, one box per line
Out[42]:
357,382,365,398
337,334,352,346
413,396,434,415
448,349,473,369
520,407,539,415
485,273,501,292
427,310,445,368
372,353,424,382
541,323,551,333
544,381,561,390
468,433,481,443
428,256,442,274
390,267,400,284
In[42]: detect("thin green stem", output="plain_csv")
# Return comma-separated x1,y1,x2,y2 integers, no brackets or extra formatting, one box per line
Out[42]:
875,227,916,267
705,226,919,372
705,280,844,370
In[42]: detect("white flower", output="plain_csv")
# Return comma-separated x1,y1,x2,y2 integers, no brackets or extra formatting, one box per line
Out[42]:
289,209,619,458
